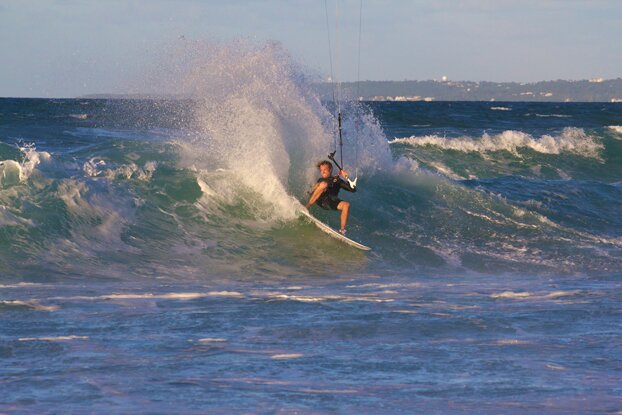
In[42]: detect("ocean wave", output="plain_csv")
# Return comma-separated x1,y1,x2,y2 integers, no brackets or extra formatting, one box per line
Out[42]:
0,204,34,227
608,125,622,137
389,128,603,158
0,300,59,312
490,106,511,111
18,335,88,341
0,144,51,187
0,282,45,288
83,158,157,181
490,290,584,301
533,114,572,118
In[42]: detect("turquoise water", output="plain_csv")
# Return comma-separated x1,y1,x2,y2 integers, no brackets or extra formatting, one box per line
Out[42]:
1,62,622,412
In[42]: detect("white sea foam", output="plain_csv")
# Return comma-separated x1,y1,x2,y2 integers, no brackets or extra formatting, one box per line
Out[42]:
491,290,582,300
345,282,422,289
0,160,23,187
82,158,106,177
0,282,44,288
270,353,304,359
490,106,511,111
260,292,393,303
608,125,622,136
300,388,358,394
83,158,157,181
0,300,59,312
52,291,245,302
390,128,603,159
49,285,402,308
534,114,572,118
0,144,50,188
495,339,529,345
18,335,88,341
197,338,227,344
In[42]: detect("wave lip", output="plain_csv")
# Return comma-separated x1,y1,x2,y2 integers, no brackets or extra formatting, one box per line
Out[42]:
608,125,622,136
390,127,603,158
0,145,51,188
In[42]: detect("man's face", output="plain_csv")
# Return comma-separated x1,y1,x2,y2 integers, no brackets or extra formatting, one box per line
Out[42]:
319,164,332,178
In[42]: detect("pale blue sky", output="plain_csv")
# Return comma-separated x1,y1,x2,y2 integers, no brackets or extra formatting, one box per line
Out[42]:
1,0,620,97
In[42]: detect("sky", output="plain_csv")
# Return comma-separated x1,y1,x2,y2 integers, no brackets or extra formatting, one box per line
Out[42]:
1,0,621,97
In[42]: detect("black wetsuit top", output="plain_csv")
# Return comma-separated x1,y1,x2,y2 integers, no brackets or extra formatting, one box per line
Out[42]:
315,176,356,210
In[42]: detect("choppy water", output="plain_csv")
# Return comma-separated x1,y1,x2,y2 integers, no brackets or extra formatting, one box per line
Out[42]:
1,44,621,413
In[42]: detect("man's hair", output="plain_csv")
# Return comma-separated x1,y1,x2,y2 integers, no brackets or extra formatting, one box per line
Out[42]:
317,160,332,169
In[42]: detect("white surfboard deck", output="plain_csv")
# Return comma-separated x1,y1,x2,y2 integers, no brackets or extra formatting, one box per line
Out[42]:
298,208,371,251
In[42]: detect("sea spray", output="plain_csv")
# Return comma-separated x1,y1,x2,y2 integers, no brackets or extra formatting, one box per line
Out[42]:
132,40,393,220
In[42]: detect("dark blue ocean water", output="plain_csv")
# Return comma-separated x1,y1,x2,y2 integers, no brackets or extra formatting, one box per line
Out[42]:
1,96,621,413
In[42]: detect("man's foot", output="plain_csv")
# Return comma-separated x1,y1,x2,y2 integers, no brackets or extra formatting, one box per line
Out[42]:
339,228,347,236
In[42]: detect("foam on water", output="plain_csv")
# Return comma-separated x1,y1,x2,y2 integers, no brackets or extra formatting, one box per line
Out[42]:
533,113,572,118
490,290,583,300
608,125,622,136
18,336,89,341
0,300,59,312
390,127,603,158
0,144,50,188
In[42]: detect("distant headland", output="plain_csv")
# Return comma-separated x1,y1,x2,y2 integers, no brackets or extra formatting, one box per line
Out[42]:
315,78,622,102
80,78,622,102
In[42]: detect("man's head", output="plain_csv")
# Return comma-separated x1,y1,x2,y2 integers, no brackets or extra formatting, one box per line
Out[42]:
317,160,333,178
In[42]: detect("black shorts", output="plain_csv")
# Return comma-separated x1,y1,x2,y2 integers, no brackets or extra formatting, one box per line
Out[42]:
316,197,341,211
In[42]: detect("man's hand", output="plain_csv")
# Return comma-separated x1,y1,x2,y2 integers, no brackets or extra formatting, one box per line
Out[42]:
339,169,349,179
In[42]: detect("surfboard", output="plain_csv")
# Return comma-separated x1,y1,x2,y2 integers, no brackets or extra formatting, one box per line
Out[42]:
298,208,371,251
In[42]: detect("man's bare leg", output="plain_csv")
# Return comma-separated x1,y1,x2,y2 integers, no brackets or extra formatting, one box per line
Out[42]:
337,201,350,233
305,182,328,209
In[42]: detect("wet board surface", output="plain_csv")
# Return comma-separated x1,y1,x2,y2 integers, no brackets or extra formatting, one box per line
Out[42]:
299,209,371,251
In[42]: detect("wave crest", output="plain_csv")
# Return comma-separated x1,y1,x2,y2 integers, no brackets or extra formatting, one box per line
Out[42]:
0,144,51,188
390,128,603,158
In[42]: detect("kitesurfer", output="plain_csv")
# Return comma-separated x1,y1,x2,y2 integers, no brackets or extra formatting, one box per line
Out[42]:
305,160,356,235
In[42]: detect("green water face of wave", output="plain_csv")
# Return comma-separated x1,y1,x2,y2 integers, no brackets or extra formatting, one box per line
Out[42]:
2,131,622,282
390,128,622,182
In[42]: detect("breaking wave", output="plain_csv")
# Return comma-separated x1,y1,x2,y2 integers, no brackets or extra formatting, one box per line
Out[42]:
389,128,603,158
1,41,621,281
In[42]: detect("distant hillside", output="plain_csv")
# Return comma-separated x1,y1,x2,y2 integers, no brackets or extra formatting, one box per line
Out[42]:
314,78,622,102
80,78,622,102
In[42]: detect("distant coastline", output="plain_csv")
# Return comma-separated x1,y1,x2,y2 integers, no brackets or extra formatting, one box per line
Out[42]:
77,78,622,102
315,78,622,103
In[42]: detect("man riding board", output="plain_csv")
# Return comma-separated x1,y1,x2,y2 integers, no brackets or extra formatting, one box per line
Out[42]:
305,160,356,235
